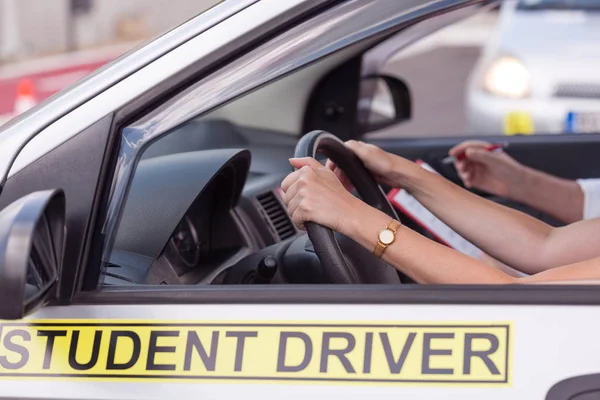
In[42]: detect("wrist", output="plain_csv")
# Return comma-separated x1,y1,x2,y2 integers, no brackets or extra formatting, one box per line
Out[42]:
388,156,427,190
344,201,395,250
507,165,537,203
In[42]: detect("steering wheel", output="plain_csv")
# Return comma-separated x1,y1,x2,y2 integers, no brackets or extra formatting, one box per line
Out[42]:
293,130,406,284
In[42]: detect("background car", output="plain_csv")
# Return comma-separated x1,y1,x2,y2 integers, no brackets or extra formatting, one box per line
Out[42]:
466,0,600,135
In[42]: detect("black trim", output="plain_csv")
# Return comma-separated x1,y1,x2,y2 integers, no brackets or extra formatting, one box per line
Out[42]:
546,374,600,400
79,114,123,293
75,285,600,305
0,115,114,303
302,54,363,140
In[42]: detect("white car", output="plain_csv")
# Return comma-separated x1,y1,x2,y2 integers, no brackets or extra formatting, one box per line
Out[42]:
466,0,600,135
1,0,600,399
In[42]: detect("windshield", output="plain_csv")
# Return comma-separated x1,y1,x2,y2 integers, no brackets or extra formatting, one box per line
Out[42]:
517,0,600,10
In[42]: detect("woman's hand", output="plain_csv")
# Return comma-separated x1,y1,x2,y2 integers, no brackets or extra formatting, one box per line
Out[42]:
449,140,528,198
281,157,368,234
325,140,417,191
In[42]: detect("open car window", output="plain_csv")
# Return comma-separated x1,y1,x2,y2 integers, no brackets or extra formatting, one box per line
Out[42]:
94,0,600,289
98,0,491,287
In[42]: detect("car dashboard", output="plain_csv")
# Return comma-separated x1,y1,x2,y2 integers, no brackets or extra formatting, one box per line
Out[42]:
103,120,301,286
157,171,302,286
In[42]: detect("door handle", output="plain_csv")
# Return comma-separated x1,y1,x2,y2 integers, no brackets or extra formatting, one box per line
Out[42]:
546,373,600,400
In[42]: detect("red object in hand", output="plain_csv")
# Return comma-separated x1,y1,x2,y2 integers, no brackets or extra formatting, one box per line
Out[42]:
442,143,508,164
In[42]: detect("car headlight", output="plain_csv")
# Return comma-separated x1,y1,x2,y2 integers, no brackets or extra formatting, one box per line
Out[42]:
482,56,530,98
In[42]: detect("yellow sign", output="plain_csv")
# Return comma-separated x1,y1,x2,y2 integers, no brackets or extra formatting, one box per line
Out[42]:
0,321,511,386
504,112,535,136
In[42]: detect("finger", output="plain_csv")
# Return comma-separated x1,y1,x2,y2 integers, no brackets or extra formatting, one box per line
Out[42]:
448,140,491,157
291,208,306,231
336,167,354,192
345,140,371,160
289,157,322,170
462,163,477,186
289,200,306,230
464,148,495,164
286,191,303,219
462,169,473,183
332,165,343,181
333,165,346,180
325,158,337,172
454,156,473,171
282,180,300,206
281,169,303,192
455,161,469,175
327,163,354,192
455,163,474,183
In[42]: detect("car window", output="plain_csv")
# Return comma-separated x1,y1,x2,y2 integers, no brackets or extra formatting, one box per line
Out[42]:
97,0,424,287
363,0,600,139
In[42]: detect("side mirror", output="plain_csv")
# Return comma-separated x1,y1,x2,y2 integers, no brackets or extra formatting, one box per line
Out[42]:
0,189,65,319
357,74,412,134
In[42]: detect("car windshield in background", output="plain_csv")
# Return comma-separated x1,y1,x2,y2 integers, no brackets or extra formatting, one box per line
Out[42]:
517,0,600,10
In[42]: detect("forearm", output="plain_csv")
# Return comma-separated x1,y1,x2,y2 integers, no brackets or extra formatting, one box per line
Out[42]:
347,205,600,284
347,206,515,284
395,164,555,273
509,166,583,224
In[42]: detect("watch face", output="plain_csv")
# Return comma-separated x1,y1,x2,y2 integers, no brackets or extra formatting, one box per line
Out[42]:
379,228,395,245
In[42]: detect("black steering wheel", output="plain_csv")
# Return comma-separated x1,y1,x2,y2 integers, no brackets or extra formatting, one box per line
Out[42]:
294,130,406,284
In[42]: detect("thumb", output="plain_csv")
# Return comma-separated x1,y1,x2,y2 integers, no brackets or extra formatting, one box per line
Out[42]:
464,148,496,164
449,140,490,157
345,140,370,161
289,157,322,170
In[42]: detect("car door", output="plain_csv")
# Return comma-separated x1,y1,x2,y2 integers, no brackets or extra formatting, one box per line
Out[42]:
0,0,600,399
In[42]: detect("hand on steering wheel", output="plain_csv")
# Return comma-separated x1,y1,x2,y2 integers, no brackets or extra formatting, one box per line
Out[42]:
281,131,406,284
282,157,364,233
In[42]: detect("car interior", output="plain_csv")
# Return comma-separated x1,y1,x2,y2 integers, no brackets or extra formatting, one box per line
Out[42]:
102,6,600,288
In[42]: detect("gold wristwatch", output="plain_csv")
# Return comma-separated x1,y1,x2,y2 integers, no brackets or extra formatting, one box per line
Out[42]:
373,219,401,258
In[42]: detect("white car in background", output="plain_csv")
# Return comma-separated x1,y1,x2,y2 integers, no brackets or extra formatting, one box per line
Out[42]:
466,0,600,135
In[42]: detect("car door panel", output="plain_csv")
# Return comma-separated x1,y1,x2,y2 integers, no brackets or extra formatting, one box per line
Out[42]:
1,300,598,399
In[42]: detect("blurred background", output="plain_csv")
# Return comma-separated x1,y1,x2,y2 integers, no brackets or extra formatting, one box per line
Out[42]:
0,0,222,126
1,0,599,139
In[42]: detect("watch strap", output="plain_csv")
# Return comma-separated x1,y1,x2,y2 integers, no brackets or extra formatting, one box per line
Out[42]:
373,219,401,258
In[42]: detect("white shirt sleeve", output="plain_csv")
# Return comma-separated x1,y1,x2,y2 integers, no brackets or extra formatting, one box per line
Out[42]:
576,178,600,219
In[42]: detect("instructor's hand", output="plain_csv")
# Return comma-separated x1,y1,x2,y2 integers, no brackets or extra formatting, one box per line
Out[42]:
281,157,367,234
449,140,527,198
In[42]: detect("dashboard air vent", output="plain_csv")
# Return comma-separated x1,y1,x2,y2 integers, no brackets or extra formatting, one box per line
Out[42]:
256,191,296,240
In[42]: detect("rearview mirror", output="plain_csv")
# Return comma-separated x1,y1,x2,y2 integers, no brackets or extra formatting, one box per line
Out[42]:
358,74,411,134
0,189,65,319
